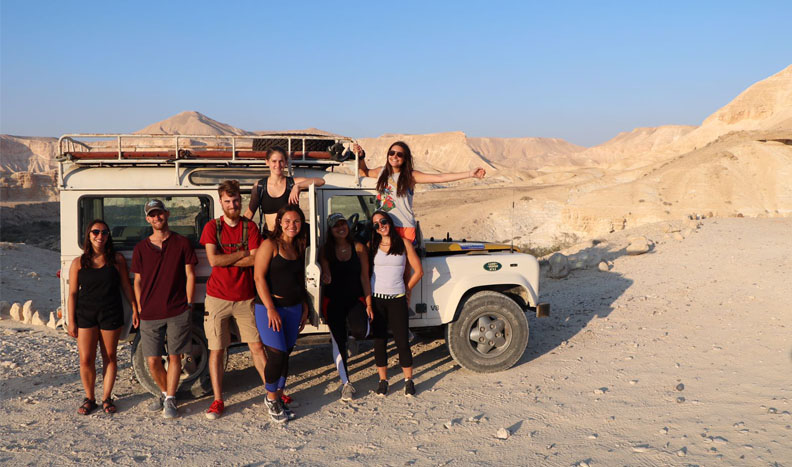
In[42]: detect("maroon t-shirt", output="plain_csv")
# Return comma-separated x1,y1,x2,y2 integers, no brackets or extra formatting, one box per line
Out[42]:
132,232,198,320
200,218,261,301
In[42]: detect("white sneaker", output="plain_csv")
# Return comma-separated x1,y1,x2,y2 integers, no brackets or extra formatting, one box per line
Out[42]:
265,397,288,424
341,383,356,401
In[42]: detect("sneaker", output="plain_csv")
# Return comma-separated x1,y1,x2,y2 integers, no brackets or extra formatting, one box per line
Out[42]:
376,380,388,397
282,401,296,420
280,394,293,405
404,379,416,397
206,399,224,420
265,397,288,424
162,398,178,419
341,383,356,401
147,396,164,412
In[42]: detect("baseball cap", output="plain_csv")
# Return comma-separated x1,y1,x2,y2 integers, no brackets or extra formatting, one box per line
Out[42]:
144,199,166,216
327,212,347,227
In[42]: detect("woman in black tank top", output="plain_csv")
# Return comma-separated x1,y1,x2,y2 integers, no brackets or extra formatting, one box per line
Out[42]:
253,205,310,423
319,213,372,400
67,220,137,415
243,146,325,235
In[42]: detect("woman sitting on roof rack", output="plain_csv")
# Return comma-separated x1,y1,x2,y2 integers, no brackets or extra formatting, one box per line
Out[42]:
355,141,485,243
244,146,324,236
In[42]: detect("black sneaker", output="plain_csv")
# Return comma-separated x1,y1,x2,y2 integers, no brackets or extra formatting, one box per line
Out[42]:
404,379,416,397
281,401,296,420
376,380,388,396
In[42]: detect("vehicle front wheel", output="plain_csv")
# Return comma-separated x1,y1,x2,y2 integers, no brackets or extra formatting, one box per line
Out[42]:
445,290,529,373
131,325,213,398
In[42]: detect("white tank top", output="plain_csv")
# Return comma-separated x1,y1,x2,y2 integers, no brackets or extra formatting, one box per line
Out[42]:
371,248,406,295
376,171,415,228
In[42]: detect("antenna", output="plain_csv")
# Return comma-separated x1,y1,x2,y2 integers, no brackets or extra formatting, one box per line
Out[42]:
510,187,515,253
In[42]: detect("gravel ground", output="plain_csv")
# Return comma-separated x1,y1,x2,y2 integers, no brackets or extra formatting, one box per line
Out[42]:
1,217,791,466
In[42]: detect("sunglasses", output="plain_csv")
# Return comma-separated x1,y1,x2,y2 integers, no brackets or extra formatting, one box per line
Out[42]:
91,229,110,236
387,150,405,158
373,218,390,229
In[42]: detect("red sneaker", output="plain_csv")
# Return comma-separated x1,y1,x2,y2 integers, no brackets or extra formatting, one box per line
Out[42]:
280,394,293,404
205,399,224,420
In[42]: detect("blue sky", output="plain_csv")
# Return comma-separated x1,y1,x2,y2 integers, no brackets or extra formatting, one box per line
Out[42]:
1,1,790,146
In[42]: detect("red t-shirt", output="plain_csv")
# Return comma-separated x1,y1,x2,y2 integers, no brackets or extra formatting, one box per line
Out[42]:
200,217,262,301
131,233,198,320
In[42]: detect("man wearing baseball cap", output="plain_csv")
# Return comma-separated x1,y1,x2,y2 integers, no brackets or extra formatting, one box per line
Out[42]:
132,199,197,419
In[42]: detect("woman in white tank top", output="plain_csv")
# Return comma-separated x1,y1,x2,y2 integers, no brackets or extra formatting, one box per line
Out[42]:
355,141,486,243
368,211,423,397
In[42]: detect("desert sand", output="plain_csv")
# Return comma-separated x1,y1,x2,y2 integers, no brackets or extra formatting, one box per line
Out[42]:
1,218,791,465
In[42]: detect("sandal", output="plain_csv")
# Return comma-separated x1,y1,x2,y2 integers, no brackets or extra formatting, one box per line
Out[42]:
102,398,117,414
77,398,98,415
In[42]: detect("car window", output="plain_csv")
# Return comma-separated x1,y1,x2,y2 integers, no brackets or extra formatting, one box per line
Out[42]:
328,194,376,222
78,195,212,250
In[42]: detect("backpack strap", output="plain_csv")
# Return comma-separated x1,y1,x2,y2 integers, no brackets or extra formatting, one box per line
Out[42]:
215,217,249,252
257,177,267,235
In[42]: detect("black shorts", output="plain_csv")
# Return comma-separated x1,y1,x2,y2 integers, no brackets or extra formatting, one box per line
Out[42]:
76,306,124,330
139,310,192,357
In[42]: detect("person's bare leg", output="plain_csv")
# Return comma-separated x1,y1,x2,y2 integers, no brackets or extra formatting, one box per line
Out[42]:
402,366,413,380
248,341,268,386
377,366,387,381
209,349,225,401
147,356,167,393
77,327,99,400
97,327,122,401
166,354,181,396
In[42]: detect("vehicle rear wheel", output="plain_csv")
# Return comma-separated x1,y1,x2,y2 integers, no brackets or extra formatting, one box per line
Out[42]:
445,290,529,373
131,325,217,398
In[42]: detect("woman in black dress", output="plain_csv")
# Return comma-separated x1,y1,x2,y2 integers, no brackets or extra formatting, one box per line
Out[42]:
67,220,137,414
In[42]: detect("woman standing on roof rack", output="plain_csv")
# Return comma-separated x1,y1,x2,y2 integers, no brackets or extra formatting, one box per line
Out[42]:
68,220,137,415
244,146,324,236
355,142,486,243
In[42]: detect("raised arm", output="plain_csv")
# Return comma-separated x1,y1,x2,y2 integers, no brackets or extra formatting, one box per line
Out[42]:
353,143,382,179
67,257,81,338
413,167,486,184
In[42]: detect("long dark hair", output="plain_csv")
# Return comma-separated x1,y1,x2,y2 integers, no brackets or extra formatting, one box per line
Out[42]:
272,205,307,255
323,218,355,264
376,141,415,197
80,219,116,269
369,210,405,261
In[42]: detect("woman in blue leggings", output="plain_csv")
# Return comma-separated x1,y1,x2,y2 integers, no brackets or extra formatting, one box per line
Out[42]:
254,205,309,423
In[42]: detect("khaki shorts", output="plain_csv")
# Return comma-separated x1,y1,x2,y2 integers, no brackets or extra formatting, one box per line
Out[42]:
204,295,260,350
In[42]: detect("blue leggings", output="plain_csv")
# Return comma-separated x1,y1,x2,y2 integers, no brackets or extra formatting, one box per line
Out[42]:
255,303,302,392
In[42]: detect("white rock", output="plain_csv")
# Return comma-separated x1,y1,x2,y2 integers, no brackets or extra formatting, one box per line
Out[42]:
47,312,58,329
598,261,611,272
27,271,40,279
495,428,510,440
547,253,570,279
0,301,10,319
632,444,650,452
10,302,22,321
626,236,650,255
31,311,46,326
22,300,35,324
676,447,687,457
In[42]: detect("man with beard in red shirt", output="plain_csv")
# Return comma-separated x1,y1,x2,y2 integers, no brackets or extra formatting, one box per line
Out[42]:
199,180,267,420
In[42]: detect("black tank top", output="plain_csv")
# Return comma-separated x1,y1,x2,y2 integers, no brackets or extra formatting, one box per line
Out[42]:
257,176,294,214
264,245,305,307
77,263,123,314
325,244,364,303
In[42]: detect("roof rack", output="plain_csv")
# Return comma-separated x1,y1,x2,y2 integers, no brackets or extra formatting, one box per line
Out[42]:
56,133,361,187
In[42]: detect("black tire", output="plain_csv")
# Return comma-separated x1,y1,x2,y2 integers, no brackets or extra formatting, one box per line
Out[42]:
445,290,529,373
131,324,213,398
